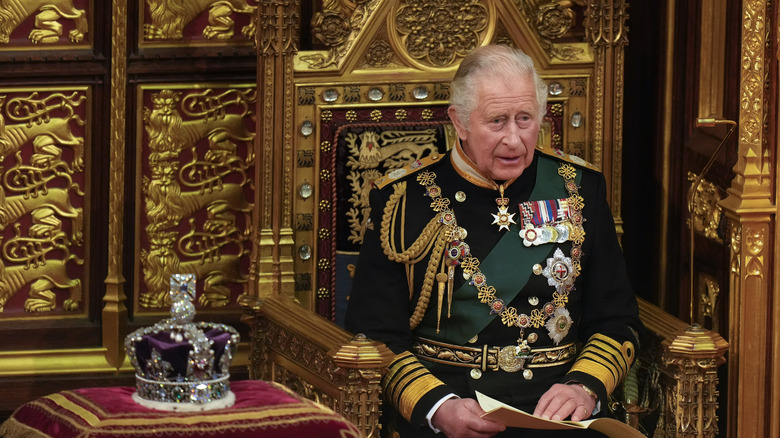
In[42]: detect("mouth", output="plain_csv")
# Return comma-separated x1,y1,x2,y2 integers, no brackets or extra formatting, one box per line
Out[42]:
496,156,523,165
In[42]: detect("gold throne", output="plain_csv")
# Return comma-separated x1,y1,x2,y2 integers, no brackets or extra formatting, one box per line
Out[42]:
242,1,728,437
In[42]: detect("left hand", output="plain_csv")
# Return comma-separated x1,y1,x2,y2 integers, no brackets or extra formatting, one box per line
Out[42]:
532,383,597,422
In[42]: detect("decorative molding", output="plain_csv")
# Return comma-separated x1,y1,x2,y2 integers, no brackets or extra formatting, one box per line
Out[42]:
687,172,724,243
301,0,381,69
394,0,489,68
721,0,772,209
104,0,128,368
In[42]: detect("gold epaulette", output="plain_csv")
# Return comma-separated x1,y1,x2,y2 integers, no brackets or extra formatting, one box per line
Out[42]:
372,152,445,190
535,143,600,172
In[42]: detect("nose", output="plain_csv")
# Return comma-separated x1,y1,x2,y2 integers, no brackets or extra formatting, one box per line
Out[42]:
503,121,526,151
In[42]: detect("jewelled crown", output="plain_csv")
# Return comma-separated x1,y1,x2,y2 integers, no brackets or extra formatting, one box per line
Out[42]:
124,274,240,411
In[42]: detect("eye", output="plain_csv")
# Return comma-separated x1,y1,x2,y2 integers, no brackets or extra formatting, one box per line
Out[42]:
516,114,534,127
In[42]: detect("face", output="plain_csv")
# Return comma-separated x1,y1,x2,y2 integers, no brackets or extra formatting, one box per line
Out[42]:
449,74,541,181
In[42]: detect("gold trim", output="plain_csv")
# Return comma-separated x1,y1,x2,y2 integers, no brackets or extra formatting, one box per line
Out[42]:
103,0,128,369
0,344,250,377
657,0,676,309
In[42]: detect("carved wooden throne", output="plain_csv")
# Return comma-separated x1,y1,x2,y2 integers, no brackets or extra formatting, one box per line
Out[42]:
242,1,728,437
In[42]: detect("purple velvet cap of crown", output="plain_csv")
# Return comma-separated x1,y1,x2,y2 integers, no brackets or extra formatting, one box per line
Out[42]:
133,327,232,378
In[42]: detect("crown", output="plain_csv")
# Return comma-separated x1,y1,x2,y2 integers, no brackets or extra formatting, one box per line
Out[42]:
124,274,240,411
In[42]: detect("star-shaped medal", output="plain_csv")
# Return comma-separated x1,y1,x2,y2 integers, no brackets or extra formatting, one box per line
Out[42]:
491,206,516,231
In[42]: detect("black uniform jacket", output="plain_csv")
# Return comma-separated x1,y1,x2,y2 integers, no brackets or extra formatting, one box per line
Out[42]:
345,142,642,432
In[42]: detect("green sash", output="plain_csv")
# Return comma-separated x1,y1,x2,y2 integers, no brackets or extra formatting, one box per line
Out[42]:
416,156,583,343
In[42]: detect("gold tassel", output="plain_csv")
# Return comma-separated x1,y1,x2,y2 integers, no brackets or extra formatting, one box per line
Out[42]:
436,272,447,333
447,265,454,318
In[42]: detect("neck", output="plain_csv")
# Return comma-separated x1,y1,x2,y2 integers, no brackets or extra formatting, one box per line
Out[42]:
450,141,515,189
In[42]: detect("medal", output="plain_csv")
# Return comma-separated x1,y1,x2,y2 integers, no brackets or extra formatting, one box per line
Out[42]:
545,307,573,345
491,185,516,231
542,248,575,290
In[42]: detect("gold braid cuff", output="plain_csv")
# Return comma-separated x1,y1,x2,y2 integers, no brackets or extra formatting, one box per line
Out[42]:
383,351,447,422
568,333,636,396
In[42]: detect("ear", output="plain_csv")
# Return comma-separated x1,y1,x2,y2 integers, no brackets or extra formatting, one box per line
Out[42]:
448,106,469,141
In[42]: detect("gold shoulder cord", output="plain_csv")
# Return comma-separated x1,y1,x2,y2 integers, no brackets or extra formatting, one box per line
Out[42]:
380,181,448,329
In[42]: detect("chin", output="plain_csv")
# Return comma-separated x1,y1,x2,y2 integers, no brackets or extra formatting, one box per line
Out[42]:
491,167,527,181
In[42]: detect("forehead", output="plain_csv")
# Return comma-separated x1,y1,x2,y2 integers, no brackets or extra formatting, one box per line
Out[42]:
472,74,538,115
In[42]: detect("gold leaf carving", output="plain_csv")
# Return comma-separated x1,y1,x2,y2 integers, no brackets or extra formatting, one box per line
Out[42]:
0,0,88,44
0,91,86,314
687,172,724,243
144,0,257,41
302,0,379,69
139,87,256,308
395,0,488,67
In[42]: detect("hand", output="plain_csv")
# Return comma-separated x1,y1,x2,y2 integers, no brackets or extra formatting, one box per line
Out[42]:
431,398,507,438
533,383,597,422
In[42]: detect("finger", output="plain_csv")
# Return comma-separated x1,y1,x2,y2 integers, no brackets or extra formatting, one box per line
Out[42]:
570,405,590,422
548,398,578,421
537,392,574,420
533,391,555,417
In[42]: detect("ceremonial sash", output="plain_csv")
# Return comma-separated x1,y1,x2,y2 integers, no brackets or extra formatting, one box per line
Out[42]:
415,156,583,344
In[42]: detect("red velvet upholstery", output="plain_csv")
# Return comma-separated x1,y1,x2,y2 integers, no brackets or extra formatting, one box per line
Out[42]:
0,380,359,438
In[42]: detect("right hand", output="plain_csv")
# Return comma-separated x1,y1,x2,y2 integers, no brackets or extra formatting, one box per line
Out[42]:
431,398,507,438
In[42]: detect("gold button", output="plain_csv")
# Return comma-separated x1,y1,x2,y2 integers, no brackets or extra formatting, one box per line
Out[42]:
455,191,466,202
532,264,542,275
527,333,538,344
467,335,478,344
470,368,482,379
523,369,533,380
528,296,539,306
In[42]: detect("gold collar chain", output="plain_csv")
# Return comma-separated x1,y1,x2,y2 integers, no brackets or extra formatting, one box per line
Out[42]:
415,163,585,347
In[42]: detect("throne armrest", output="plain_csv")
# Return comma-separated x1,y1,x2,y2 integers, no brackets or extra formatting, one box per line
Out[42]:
240,294,394,438
617,297,728,436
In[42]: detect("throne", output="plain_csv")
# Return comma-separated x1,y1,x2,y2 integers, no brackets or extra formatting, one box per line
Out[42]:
243,2,728,437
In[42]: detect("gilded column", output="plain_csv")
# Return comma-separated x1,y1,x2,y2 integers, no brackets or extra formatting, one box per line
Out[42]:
717,1,775,437
252,1,299,297
103,0,128,368
585,0,628,236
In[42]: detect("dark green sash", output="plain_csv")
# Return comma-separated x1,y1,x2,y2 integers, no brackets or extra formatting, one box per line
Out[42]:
416,156,583,343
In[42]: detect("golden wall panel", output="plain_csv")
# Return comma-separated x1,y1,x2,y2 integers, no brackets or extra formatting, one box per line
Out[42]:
134,84,256,314
0,86,91,320
0,0,92,50
139,0,257,47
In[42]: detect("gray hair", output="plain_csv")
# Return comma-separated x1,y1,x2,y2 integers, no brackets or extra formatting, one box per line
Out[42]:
450,45,548,129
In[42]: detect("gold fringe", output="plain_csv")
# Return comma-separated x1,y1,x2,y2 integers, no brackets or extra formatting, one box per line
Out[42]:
0,417,52,438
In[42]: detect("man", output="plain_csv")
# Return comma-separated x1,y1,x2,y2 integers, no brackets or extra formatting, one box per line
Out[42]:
346,45,641,438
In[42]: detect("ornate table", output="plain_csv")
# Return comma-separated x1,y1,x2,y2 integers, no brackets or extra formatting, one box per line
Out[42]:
0,380,359,438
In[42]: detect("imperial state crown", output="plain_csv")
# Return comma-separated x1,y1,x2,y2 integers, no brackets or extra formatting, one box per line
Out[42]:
124,274,240,411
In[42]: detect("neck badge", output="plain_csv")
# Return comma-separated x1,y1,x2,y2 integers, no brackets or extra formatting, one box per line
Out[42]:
491,184,516,231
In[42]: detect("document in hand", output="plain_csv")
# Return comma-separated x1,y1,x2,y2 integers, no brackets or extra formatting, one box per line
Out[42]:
476,392,645,438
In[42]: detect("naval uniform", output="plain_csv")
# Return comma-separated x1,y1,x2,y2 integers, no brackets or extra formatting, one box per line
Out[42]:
345,142,642,437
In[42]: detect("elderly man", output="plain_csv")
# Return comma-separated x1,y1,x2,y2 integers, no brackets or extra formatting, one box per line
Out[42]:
346,45,641,438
